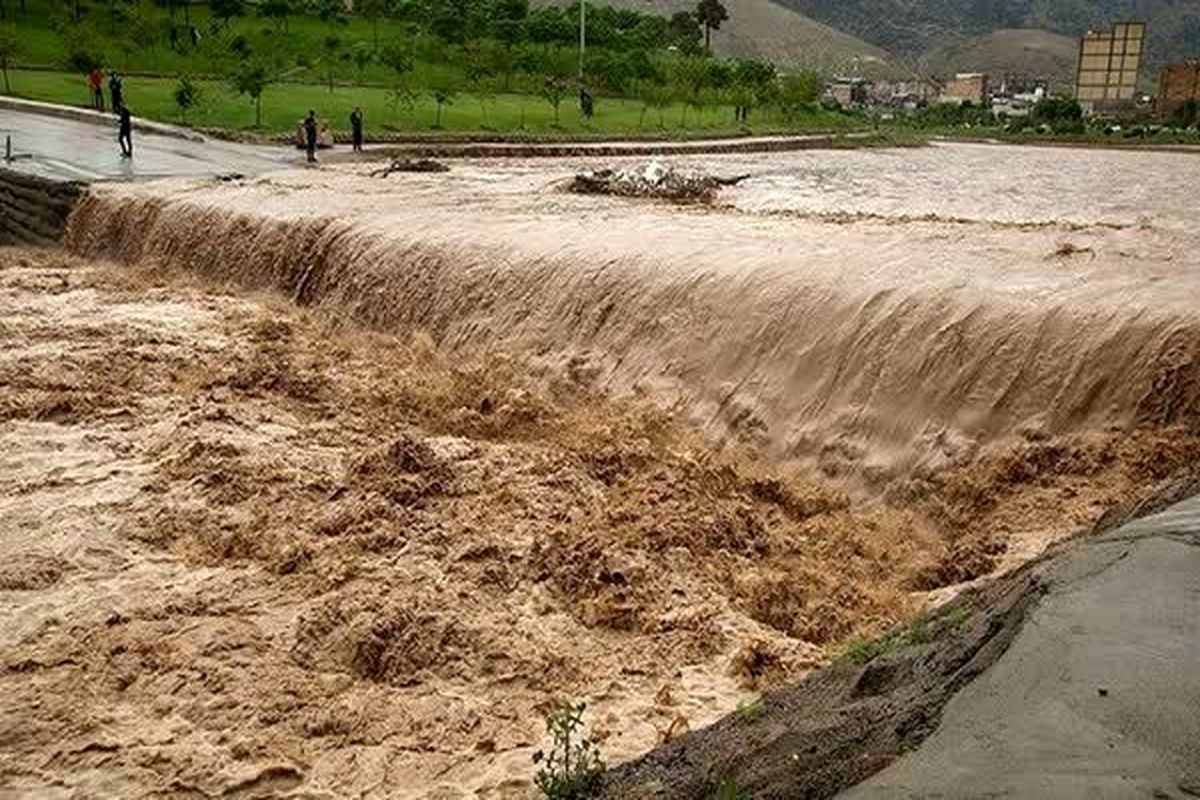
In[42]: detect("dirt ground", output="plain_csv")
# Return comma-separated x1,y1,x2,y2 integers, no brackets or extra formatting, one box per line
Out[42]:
2,246,1198,798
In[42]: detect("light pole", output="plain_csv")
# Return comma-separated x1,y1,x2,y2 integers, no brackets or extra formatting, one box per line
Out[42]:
578,0,586,80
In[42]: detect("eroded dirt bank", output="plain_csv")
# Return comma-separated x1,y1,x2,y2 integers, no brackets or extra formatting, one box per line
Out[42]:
2,246,1198,798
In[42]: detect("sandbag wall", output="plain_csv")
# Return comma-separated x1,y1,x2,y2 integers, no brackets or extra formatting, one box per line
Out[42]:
0,168,85,247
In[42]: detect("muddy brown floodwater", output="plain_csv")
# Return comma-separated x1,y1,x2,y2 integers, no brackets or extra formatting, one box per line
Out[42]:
3,142,1200,798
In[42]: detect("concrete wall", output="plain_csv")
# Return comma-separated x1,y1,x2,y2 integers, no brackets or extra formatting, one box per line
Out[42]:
0,169,85,247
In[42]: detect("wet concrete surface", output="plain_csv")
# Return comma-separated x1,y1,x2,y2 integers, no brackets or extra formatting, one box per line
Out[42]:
0,108,293,181
842,495,1200,800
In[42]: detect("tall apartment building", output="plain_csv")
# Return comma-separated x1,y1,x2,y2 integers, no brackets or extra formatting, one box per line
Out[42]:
1076,21,1146,112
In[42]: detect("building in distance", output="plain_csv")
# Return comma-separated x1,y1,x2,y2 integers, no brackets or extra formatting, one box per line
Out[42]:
1076,21,1145,113
939,73,990,106
1157,60,1200,120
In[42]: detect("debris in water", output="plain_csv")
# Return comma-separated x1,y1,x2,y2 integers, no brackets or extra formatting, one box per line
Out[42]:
564,162,750,204
369,159,451,177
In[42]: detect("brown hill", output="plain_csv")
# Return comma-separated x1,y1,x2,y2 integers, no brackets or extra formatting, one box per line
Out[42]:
921,29,1079,90
536,0,893,72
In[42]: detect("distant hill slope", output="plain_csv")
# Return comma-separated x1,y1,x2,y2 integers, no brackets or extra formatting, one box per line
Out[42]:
535,0,893,72
775,0,1200,75
921,29,1079,90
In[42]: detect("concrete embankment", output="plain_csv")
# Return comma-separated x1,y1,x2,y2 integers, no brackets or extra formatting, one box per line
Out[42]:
0,168,84,247
601,491,1200,799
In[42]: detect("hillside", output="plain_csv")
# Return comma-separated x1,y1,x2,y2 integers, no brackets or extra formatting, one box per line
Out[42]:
921,29,1079,89
776,0,1200,75
536,0,893,72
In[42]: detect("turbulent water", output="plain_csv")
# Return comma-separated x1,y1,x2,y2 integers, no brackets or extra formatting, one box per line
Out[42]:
64,142,1200,483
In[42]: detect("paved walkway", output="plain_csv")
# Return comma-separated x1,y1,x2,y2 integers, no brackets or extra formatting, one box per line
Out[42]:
0,107,292,181
843,496,1200,799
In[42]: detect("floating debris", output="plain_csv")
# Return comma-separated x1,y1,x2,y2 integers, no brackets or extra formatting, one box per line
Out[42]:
563,162,749,204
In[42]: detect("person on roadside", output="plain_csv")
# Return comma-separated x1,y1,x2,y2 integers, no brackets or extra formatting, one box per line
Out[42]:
350,107,364,152
109,72,124,113
88,67,105,111
579,86,594,119
118,106,133,158
303,109,319,163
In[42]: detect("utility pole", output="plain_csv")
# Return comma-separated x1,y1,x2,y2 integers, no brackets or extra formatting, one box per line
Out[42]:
578,0,586,80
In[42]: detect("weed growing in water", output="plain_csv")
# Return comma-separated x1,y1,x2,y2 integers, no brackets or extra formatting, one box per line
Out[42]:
533,702,605,800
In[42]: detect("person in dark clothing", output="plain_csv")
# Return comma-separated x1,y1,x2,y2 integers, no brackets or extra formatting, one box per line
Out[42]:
350,107,364,152
118,106,133,158
169,23,179,51
579,86,594,119
303,110,319,163
109,72,123,113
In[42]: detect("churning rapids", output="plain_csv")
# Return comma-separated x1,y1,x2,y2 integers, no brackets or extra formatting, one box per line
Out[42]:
67,142,1200,480
3,141,1198,799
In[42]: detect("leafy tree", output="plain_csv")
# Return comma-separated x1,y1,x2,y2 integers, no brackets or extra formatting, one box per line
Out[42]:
775,71,821,121
308,0,345,30
0,24,23,93
666,10,701,55
538,48,573,126
357,0,388,50
462,38,498,126
1030,95,1083,131
320,34,341,91
636,72,671,128
350,40,372,84
380,39,415,115
428,72,457,127
64,37,103,75
669,55,709,125
694,0,726,53
229,33,252,60
258,0,291,36
210,0,243,27
490,0,526,50
232,59,271,126
172,73,200,122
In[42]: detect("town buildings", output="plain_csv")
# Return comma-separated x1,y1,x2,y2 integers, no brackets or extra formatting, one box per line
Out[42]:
1157,60,1200,118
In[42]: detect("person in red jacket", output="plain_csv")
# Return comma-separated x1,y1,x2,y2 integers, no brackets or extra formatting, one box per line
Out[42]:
88,68,105,111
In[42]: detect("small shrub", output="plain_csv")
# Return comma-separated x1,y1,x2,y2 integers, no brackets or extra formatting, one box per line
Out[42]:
533,702,604,800
735,696,765,723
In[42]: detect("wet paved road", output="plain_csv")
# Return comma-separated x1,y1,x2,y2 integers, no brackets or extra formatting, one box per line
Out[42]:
0,108,293,181
843,495,1200,799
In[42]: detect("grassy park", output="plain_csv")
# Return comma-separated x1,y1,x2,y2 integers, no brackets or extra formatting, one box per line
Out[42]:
0,0,863,137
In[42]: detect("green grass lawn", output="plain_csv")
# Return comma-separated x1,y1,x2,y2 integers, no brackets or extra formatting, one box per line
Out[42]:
7,68,860,137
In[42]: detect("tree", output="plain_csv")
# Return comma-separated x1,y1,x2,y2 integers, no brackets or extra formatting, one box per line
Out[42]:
210,0,243,27
357,0,388,50
462,38,497,127
380,40,415,116
320,34,341,92
350,40,372,84
670,55,709,126
694,0,726,53
0,24,23,94
258,0,291,36
539,48,573,126
173,74,200,122
232,60,270,127
666,11,701,55
428,73,458,128
776,71,821,122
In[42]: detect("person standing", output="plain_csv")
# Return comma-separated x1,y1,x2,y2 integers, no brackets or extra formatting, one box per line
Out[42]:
109,72,124,113
88,67,105,111
303,110,319,163
350,107,364,152
118,106,133,158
